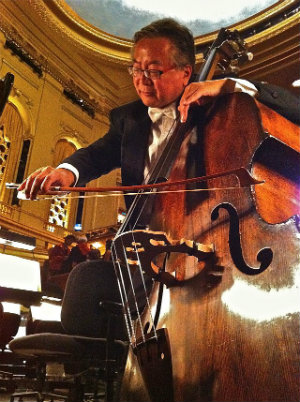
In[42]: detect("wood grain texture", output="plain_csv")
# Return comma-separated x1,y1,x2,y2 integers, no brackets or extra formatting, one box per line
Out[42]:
121,93,300,402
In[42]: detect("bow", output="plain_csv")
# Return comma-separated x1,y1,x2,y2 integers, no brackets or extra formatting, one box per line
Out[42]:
50,167,263,193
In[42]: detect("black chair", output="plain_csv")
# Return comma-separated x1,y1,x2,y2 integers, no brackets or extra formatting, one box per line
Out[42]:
8,262,129,402
0,302,22,395
0,303,21,353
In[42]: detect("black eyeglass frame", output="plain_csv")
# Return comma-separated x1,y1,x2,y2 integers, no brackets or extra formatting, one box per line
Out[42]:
128,66,176,80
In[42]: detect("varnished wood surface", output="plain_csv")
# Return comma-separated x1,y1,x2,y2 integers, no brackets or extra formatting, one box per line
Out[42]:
121,93,300,402
252,102,300,224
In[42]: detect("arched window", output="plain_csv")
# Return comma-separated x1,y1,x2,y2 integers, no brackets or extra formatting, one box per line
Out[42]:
48,139,76,228
0,125,11,185
0,103,28,206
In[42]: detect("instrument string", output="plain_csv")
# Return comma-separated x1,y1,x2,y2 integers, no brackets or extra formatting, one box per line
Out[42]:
111,242,138,345
111,116,183,345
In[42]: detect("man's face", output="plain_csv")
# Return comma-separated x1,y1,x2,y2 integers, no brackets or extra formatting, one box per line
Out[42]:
132,37,192,108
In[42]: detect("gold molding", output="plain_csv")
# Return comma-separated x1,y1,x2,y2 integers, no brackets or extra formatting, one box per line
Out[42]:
47,0,132,49
0,5,113,114
194,0,299,46
0,244,49,262
37,0,132,64
7,95,32,138
0,206,68,247
58,121,90,148
45,0,299,59
245,12,299,46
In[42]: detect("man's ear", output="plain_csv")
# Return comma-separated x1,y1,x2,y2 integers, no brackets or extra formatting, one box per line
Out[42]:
183,65,193,83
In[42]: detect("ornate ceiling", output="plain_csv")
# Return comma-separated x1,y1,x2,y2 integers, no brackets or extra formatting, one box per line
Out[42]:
0,0,299,116
64,0,277,39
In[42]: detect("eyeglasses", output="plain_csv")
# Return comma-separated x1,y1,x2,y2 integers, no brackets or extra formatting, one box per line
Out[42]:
128,66,175,80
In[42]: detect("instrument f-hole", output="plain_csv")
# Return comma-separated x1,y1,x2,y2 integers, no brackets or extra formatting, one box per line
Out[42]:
211,202,273,275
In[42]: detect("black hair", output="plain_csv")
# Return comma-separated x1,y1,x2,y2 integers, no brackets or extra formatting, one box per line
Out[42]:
132,18,195,69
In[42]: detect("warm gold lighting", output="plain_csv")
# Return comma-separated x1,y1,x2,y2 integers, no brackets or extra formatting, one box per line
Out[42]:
91,242,102,249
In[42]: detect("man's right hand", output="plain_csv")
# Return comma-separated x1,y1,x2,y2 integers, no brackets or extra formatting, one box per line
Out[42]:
18,166,76,200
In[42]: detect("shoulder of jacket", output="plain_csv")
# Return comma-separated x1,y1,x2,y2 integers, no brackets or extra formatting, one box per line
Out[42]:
110,99,147,119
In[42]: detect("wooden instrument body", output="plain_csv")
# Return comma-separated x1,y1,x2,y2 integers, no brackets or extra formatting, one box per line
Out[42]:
120,93,300,402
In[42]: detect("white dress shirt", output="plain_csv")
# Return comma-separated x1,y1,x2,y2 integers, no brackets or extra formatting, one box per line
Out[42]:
144,101,178,180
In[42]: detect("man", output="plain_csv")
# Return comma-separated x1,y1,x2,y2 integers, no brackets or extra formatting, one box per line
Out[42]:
19,18,299,201
67,234,90,268
18,18,299,338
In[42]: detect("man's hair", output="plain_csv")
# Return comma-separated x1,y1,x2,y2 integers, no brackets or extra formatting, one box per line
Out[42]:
132,18,195,69
64,234,76,242
76,234,88,243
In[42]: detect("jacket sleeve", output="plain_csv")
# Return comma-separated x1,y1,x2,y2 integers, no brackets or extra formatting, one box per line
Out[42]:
251,80,300,126
61,107,123,186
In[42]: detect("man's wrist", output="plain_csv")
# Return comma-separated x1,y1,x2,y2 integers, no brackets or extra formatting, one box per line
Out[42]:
56,163,79,185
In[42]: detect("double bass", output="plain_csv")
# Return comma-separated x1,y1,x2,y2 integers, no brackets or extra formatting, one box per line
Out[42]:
110,29,300,402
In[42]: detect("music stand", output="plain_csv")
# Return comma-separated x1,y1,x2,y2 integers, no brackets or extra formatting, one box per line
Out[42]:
0,254,42,307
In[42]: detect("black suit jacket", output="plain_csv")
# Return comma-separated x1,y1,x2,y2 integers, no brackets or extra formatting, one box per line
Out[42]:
63,82,299,201
252,80,299,125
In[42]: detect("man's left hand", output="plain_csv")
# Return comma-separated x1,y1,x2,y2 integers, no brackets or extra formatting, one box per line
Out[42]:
178,78,236,123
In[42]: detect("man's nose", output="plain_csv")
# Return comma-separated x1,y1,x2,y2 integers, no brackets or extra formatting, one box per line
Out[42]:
141,74,152,84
